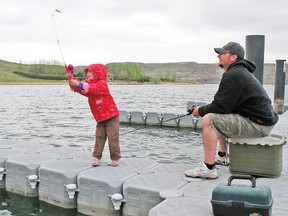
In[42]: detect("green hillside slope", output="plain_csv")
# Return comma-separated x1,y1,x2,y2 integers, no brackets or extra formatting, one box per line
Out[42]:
0,59,284,84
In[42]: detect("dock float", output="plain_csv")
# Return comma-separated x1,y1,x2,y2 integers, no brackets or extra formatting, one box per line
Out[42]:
0,110,287,215
119,102,207,129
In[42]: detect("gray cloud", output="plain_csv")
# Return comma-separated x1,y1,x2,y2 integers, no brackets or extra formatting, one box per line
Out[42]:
0,0,287,65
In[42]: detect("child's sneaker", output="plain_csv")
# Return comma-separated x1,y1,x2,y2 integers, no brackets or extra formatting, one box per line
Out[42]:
92,157,100,167
184,163,218,179
215,154,229,166
109,160,120,167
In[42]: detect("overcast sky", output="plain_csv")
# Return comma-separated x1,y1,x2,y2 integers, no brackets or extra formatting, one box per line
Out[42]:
1,0,287,66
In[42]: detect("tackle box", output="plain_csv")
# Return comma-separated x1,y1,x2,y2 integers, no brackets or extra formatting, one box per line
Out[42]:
211,175,273,216
228,134,286,178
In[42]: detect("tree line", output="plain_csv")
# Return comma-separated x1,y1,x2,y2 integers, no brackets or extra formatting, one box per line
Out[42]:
13,62,177,83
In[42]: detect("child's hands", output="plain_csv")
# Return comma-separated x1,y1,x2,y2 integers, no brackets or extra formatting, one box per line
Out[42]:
66,73,74,80
65,64,74,80
69,79,79,87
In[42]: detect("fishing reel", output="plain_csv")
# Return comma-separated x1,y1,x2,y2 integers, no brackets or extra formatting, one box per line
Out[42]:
186,107,195,115
65,64,74,80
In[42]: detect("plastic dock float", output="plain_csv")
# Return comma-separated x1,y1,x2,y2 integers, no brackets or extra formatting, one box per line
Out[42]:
38,157,92,208
77,157,159,216
119,99,206,130
5,153,56,196
0,109,287,215
122,172,188,216
0,148,24,189
120,110,203,128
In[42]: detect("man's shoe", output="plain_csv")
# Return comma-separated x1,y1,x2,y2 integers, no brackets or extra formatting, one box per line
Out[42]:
184,163,218,179
215,155,229,166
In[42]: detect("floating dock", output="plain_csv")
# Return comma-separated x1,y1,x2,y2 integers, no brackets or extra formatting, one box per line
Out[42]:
0,110,287,216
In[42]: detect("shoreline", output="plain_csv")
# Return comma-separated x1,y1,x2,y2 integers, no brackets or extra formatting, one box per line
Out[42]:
0,80,203,86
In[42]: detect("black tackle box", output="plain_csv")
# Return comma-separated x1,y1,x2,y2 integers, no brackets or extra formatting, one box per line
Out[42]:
211,175,273,216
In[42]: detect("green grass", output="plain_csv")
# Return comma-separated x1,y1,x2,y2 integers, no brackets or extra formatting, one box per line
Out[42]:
0,59,67,84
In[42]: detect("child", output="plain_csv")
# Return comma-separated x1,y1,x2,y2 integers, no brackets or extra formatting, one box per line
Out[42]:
67,64,121,167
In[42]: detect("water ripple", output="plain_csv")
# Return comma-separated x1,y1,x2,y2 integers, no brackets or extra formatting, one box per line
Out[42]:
1,84,285,164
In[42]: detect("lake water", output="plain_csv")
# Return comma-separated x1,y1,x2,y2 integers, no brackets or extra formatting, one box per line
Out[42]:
0,84,286,215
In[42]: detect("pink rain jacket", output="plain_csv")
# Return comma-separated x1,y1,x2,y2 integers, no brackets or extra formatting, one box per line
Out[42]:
71,64,119,123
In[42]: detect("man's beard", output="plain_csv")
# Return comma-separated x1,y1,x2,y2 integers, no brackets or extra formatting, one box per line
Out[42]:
218,64,224,68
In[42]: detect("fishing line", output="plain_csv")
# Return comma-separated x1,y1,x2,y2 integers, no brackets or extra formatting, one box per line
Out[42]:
121,112,192,136
51,9,66,65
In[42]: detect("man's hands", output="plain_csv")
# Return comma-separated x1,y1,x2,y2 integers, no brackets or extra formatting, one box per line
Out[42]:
187,108,194,115
187,106,200,117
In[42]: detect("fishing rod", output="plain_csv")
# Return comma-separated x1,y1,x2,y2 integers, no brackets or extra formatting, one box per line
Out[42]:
51,9,66,65
121,108,195,136
51,9,74,78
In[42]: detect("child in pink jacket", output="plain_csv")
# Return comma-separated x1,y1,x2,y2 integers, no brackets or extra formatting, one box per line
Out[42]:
68,64,121,167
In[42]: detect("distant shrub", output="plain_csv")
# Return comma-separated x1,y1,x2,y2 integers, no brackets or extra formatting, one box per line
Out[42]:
107,63,150,82
13,71,65,80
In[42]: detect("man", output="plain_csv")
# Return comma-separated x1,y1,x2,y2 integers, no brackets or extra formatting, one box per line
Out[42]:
185,42,278,179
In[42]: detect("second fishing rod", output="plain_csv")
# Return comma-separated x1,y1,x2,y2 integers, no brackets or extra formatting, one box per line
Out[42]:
121,108,195,136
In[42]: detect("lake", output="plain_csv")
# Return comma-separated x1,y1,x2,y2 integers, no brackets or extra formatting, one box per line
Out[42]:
0,84,286,215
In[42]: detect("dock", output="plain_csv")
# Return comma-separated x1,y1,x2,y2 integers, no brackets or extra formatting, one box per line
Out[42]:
0,110,287,216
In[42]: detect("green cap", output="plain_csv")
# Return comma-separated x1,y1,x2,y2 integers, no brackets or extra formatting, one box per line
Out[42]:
214,42,245,59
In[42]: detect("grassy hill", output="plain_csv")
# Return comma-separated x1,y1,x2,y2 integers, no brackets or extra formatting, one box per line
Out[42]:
0,59,284,84
139,62,282,84
138,62,223,83
0,59,85,84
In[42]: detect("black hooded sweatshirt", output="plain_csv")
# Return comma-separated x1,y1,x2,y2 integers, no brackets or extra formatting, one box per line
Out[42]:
199,59,278,126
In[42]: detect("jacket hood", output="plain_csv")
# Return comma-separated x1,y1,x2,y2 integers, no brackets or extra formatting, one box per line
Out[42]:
85,64,108,81
233,59,256,73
